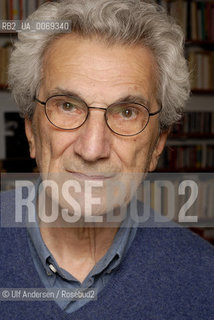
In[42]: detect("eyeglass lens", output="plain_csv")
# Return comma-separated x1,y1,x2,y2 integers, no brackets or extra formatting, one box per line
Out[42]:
45,95,150,136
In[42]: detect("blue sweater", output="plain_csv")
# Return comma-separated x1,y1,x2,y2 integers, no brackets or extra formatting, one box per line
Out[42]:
1,190,214,319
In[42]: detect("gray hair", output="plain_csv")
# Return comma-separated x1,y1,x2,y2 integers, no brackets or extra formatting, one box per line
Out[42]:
8,0,190,129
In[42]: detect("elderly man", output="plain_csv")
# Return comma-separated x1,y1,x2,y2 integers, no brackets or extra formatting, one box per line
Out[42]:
1,0,214,319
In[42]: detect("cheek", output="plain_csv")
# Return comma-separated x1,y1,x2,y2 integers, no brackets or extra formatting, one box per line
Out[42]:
114,137,153,171
32,110,78,171
135,141,154,167
35,127,78,164
33,129,51,170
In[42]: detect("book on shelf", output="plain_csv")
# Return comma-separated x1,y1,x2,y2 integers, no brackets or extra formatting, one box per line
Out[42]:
0,0,54,20
0,44,12,87
207,145,214,168
188,50,214,90
145,177,214,222
168,110,214,171
169,0,214,42
158,144,214,170
171,112,214,136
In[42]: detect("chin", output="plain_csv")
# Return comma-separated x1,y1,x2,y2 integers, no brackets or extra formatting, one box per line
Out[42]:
37,171,142,226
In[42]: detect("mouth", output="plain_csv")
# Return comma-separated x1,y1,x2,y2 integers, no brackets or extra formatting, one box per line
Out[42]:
66,171,116,180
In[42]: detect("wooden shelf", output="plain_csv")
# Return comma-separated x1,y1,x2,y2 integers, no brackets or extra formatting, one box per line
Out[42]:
169,134,214,140
190,227,214,246
0,32,17,36
155,167,214,173
0,158,37,173
186,40,214,46
0,84,9,90
191,89,214,95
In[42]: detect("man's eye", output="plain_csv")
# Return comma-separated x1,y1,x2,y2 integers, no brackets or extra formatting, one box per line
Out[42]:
121,108,134,118
61,102,76,111
120,107,138,119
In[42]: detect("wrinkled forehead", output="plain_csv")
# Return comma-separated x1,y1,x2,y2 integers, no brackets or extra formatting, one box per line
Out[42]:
40,34,158,107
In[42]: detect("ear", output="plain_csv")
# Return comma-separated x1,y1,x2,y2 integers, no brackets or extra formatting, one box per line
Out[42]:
25,119,36,159
149,130,169,172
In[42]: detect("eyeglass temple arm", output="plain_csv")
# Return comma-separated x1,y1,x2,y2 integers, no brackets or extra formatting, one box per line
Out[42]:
149,104,162,116
34,97,46,106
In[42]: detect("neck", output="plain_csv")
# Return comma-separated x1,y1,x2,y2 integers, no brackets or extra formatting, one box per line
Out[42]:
37,189,125,282
40,220,119,282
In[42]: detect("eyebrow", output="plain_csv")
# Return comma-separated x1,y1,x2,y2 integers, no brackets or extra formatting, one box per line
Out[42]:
114,95,150,108
47,88,150,108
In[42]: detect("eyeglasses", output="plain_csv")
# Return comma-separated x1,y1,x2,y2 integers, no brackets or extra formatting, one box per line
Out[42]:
34,95,162,136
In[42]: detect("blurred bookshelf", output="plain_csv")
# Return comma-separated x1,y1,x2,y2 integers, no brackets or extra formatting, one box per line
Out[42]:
156,0,214,173
168,0,214,93
0,1,53,173
157,110,214,171
155,1,214,244
0,0,52,21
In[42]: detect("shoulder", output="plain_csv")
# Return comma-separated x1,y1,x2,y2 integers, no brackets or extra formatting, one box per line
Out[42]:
135,200,214,260
0,188,16,206
0,190,38,288
133,203,214,268
135,225,214,265
0,189,28,244
119,216,214,317
128,201,214,283
128,222,214,307
0,189,29,254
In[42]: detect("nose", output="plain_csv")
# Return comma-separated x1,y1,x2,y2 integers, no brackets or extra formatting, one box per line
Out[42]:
73,109,111,162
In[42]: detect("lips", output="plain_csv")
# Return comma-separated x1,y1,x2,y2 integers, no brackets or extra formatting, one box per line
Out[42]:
67,171,116,180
